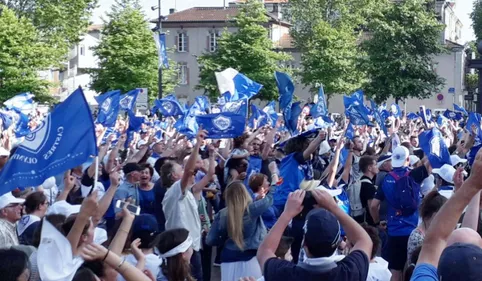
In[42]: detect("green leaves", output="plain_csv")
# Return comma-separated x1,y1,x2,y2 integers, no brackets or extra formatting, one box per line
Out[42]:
472,1,482,43
89,0,178,101
196,0,292,101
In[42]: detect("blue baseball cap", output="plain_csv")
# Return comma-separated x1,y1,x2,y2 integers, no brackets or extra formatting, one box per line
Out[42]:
304,209,341,254
438,243,482,281
132,214,161,249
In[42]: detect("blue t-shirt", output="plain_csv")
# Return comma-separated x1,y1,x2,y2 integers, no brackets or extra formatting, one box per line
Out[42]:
410,263,438,281
375,166,428,236
139,188,155,215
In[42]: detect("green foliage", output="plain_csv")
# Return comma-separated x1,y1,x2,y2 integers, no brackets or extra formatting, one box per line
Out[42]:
1,0,98,65
196,0,291,101
286,0,377,97
360,0,445,102
90,0,178,100
0,5,56,103
466,73,478,90
471,0,482,42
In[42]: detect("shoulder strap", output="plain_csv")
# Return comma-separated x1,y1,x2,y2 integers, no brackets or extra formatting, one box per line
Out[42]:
360,179,372,184
389,171,400,181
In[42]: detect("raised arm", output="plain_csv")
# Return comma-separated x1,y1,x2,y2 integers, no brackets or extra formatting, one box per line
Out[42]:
67,191,98,256
303,130,326,160
192,145,216,200
181,130,206,192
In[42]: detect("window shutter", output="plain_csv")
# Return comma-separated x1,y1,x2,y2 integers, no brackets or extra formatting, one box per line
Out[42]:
207,34,210,52
185,33,189,52
175,35,178,52
186,65,190,85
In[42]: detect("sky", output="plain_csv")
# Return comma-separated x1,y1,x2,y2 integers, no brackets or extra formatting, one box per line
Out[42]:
92,0,476,43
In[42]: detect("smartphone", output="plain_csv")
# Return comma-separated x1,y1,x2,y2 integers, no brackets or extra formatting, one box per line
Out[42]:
115,200,141,215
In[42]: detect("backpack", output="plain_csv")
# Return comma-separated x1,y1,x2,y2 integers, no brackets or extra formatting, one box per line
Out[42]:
389,171,421,217
346,178,372,218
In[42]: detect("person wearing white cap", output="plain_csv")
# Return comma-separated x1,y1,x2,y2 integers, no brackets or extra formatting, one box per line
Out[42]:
432,164,457,199
0,146,10,171
0,192,25,248
450,154,468,168
369,146,431,281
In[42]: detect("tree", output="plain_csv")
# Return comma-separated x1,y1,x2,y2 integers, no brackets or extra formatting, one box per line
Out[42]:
360,0,445,102
285,0,377,97
471,0,482,42
1,0,98,64
196,0,291,101
0,5,57,102
90,0,178,100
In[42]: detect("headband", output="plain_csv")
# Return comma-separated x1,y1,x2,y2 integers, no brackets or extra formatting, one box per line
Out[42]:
159,236,193,258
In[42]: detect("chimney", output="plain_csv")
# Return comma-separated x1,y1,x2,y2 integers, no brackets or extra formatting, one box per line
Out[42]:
169,8,176,14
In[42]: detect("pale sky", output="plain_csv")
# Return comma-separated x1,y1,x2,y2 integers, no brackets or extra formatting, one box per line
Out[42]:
92,0,476,43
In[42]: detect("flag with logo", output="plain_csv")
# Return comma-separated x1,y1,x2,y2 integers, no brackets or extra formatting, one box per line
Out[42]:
196,112,246,139
419,127,451,169
13,108,31,138
153,95,185,117
215,68,263,100
4,93,36,115
454,103,468,116
0,88,98,194
119,89,139,112
344,96,373,126
95,90,121,128
263,101,279,127
249,104,269,129
174,102,203,138
285,101,302,135
153,33,169,68
390,103,402,118
406,112,419,120
222,98,248,116
443,109,462,121
310,86,328,118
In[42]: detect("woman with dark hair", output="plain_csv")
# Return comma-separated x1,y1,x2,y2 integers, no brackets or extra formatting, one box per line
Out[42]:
158,228,195,281
139,164,155,215
17,191,48,245
0,248,31,281
406,190,447,260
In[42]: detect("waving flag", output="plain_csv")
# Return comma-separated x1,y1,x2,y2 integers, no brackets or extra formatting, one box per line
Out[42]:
406,112,419,120
222,99,248,116
195,96,211,113
125,111,145,148
4,93,36,115
215,68,262,100
284,101,302,135
454,104,468,116
437,115,450,128
95,90,121,127
249,104,269,129
370,99,387,136
153,33,169,68
196,112,246,139
443,110,462,121
275,71,295,116
419,106,431,128
154,95,185,117
391,103,402,118
419,127,451,169
0,88,97,194
175,102,202,138
346,123,355,140
310,86,327,118
466,112,482,137
119,89,139,112
345,95,373,126
263,101,279,127
351,90,364,102
0,109,13,130
12,108,31,138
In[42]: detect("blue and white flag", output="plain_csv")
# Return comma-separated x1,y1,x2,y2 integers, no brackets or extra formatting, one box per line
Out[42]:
95,90,121,128
249,104,269,129
370,99,387,136
284,101,302,135
419,127,451,169
346,123,355,140
275,71,295,116
153,33,169,68
175,102,202,138
263,101,278,127
419,106,431,128
437,115,450,128
466,112,482,137
196,112,246,139
119,89,139,112
406,112,419,120
443,109,463,121
195,96,211,113
125,111,145,148
351,90,364,102
4,93,36,115
345,96,373,126
390,103,402,118
310,86,327,118
454,103,468,116
0,88,97,194
0,109,13,130
13,108,31,138
154,95,185,117
215,68,262,100
222,99,248,116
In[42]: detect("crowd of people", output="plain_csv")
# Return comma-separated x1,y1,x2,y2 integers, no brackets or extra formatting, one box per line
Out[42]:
1,100,482,281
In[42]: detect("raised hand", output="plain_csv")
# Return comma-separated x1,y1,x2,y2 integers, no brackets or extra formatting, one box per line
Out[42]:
283,190,305,218
311,189,338,212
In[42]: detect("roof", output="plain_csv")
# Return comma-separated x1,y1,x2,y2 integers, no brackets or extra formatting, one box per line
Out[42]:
160,6,290,26
87,24,103,31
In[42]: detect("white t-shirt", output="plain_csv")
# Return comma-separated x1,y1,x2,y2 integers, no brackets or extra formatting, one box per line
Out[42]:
162,180,201,251
367,257,392,281
117,253,163,281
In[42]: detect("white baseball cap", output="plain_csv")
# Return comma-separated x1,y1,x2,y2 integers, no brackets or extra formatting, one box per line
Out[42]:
450,155,467,166
432,164,456,184
47,200,81,217
318,140,331,155
409,155,420,167
0,147,10,157
0,192,25,209
299,180,342,196
391,146,410,168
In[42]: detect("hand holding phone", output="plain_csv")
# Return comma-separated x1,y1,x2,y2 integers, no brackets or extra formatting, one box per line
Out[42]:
115,200,141,216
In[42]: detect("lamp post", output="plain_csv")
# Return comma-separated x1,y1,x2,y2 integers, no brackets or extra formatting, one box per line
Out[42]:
467,41,482,113
152,1,163,99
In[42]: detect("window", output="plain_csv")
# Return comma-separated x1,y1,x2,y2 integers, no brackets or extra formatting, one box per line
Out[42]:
178,33,187,52
209,31,220,52
178,63,188,85
80,45,85,56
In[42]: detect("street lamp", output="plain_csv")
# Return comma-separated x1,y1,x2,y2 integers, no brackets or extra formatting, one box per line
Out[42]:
152,1,163,99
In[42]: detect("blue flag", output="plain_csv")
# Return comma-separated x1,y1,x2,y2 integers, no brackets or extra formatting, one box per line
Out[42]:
275,71,295,119
263,101,279,127
351,90,364,102
345,96,373,126
244,155,263,189
0,88,97,194
196,112,246,139
284,101,302,135
437,115,450,127
119,89,139,112
195,96,211,113
454,104,468,116
12,108,31,138
418,127,451,169
95,90,121,127
310,86,327,118
406,112,419,120
0,109,13,130
346,123,355,140
466,112,482,138
390,103,402,118
215,68,263,101
443,109,463,121
125,111,145,148
4,93,35,115
222,99,248,116
175,103,202,138
370,99,387,135
154,95,185,117
249,104,269,129
419,106,431,128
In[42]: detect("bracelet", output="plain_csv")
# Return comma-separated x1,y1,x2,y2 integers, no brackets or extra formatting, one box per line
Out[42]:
119,228,130,234
117,256,126,270
102,249,110,262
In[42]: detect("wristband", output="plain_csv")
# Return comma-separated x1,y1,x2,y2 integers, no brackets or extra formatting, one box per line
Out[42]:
102,249,110,262
117,256,126,269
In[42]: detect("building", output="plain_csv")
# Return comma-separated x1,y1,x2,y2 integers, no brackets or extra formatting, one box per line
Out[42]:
58,24,102,104
160,0,468,112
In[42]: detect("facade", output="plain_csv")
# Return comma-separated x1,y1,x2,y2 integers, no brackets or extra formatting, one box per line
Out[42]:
160,0,469,113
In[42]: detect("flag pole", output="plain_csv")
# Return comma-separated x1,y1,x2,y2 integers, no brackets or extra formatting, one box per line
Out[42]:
89,156,99,196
